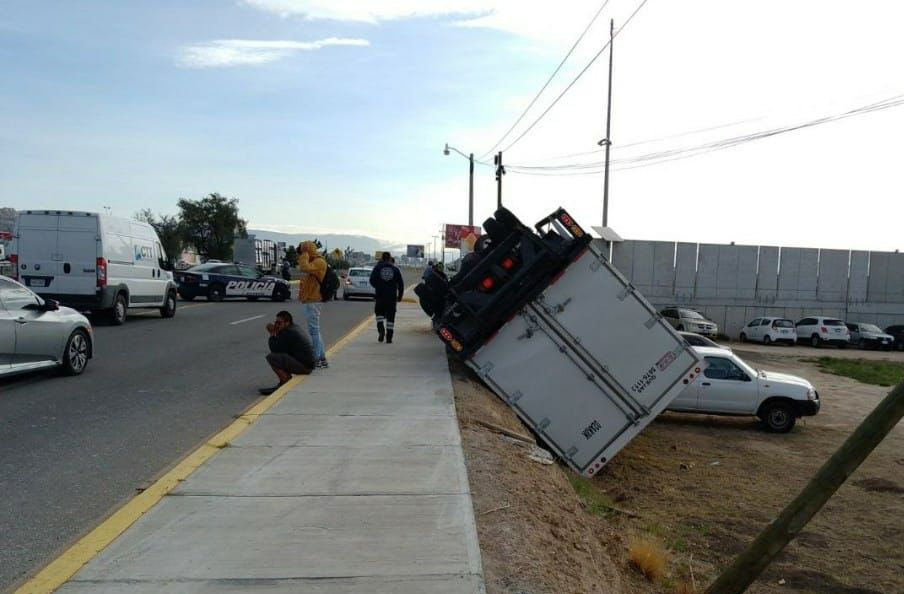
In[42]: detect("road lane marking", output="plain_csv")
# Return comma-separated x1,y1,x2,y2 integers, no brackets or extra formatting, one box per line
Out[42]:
229,314,264,326
13,314,373,594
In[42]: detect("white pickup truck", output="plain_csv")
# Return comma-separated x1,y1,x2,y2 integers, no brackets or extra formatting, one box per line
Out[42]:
669,346,820,432
422,207,704,477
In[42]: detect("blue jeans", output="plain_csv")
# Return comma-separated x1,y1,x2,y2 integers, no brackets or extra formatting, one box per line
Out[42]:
304,303,324,360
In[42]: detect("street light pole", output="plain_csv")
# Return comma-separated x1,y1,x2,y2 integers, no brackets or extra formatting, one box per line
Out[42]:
468,153,474,226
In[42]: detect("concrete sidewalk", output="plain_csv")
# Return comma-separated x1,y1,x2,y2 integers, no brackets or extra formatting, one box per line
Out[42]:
57,305,485,593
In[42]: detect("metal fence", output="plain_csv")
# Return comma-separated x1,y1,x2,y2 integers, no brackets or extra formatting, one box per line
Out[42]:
604,239,904,337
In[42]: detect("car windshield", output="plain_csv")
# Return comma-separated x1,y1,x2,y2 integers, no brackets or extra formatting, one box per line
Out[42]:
679,309,706,320
860,324,882,333
349,269,369,277
824,319,845,326
732,354,758,376
773,319,794,328
187,263,221,272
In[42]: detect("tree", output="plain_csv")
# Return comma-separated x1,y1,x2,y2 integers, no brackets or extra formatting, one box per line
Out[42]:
177,193,247,261
135,209,183,265
284,245,298,266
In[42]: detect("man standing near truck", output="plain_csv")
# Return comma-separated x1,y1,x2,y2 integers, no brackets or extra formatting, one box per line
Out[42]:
297,241,328,368
369,252,405,343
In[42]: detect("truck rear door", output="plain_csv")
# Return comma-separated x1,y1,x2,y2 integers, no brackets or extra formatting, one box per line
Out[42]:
55,214,99,296
15,213,59,293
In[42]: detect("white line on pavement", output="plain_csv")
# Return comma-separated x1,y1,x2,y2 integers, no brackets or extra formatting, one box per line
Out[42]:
230,314,265,326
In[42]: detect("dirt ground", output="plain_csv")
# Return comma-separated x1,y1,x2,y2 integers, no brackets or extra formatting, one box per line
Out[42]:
450,345,904,594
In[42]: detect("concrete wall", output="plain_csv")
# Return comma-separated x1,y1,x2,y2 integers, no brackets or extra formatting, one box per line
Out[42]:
603,239,904,337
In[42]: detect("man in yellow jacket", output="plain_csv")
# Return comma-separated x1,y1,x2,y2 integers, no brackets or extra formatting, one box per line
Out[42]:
297,241,328,368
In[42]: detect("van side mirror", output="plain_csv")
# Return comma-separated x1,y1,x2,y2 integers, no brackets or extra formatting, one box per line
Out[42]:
159,258,173,272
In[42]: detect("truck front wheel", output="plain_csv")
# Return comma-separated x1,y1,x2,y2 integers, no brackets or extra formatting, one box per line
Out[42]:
761,401,796,433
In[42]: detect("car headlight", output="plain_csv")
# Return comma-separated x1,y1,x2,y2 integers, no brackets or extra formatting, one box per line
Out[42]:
807,388,817,400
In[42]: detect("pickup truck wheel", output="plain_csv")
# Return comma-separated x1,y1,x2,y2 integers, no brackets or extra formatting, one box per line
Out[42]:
739,333,747,343
160,291,177,318
762,402,796,433
109,293,127,325
810,334,821,348
208,284,225,302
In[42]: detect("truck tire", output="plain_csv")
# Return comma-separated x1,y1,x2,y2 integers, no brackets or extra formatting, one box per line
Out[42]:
109,293,127,325
160,291,177,318
62,329,90,375
208,284,225,302
761,401,796,433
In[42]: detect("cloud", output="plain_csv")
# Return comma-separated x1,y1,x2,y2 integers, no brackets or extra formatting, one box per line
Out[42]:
240,0,608,44
178,37,370,68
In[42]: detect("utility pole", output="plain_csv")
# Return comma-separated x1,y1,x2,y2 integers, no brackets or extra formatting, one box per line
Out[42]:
468,153,475,226
494,151,505,210
601,18,614,228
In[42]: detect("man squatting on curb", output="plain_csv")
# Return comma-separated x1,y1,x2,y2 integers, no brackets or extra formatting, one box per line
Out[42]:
260,310,316,395
369,252,405,343
297,241,328,368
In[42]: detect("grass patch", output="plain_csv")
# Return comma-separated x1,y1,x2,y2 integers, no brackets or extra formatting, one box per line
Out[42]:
669,537,688,552
628,536,668,583
567,473,616,517
644,520,667,537
813,357,904,387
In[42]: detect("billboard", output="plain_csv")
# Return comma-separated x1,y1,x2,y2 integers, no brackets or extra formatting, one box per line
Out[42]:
444,224,482,250
406,244,425,258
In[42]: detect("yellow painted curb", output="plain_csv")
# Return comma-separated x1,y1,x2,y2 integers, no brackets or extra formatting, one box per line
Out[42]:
14,315,372,594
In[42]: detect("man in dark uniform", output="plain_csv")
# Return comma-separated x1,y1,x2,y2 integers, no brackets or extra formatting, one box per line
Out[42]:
369,252,405,343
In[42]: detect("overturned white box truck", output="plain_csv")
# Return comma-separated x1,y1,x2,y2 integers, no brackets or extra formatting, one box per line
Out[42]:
419,207,704,477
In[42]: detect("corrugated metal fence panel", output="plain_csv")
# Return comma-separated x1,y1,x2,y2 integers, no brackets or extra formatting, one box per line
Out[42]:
674,242,696,300
817,249,849,302
756,246,779,301
849,251,869,302
778,248,818,301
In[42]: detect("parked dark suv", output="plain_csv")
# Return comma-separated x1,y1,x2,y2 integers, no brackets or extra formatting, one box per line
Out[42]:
885,325,904,351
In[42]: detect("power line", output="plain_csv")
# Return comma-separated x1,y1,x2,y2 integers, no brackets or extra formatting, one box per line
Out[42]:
497,0,653,155
498,93,904,175
479,0,612,160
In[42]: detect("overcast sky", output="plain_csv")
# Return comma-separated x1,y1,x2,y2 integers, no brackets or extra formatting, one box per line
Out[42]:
2,0,903,253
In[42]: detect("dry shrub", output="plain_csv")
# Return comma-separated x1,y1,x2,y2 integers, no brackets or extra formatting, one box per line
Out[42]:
672,580,698,594
628,536,668,583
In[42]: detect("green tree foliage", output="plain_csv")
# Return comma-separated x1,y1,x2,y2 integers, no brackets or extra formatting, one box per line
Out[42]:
284,245,298,266
177,193,247,261
135,209,183,265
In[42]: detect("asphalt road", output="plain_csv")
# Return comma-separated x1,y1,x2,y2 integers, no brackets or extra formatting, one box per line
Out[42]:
0,295,374,591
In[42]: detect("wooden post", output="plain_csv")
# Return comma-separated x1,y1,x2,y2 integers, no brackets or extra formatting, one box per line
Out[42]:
706,379,904,594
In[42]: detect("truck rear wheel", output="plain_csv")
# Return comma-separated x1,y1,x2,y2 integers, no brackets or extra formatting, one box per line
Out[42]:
109,293,127,325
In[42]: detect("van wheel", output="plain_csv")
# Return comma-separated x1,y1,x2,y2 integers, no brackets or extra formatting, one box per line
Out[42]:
810,334,821,348
208,284,225,302
110,293,127,325
763,335,772,345
739,333,747,343
761,401,796,433
62,329,90,375
160,291,177,318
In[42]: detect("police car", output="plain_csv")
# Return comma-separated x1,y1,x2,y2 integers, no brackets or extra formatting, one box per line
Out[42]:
175,263,291,302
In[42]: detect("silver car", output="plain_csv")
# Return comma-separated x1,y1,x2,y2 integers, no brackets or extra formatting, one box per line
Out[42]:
342,267,375,300
1,276,94,377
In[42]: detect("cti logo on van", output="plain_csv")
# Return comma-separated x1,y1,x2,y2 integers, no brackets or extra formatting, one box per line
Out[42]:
134,245,153,261
226,280,275,295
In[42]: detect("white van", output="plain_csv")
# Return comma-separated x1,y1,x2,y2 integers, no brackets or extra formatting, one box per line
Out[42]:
10,211,178,324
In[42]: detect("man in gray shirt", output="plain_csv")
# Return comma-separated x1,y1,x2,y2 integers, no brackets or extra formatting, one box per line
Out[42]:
260,310,316,395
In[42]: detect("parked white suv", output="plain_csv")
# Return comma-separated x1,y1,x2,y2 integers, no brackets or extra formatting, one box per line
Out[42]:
669,347,819,432
660,307,719,336
795,316,850,348
739,317,797,345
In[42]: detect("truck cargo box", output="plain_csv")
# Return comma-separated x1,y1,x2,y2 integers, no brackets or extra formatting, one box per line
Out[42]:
432,208,703,477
